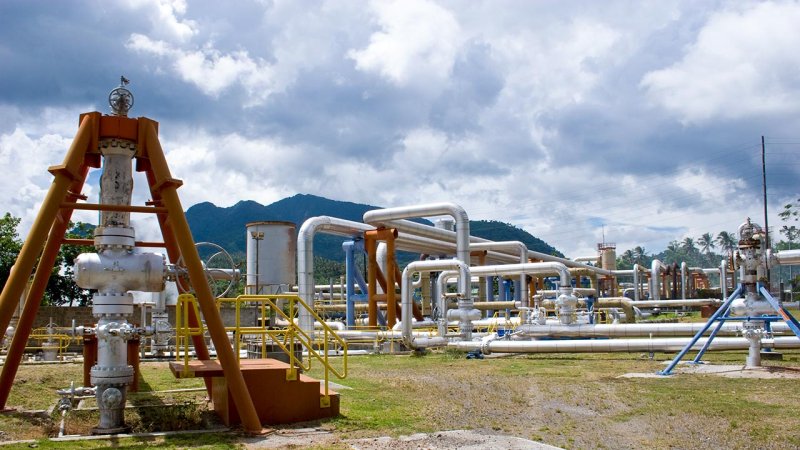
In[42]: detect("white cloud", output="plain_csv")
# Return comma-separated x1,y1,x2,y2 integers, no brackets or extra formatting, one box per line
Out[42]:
122,0,197,42
641,1,800,123
127,34,278,103
348,0,462,85
0,127,96,235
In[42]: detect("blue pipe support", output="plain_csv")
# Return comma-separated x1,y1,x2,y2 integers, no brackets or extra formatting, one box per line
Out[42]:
658,284,744,376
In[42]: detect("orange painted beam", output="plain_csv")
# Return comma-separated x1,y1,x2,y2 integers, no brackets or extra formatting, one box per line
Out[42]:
139,119,262,434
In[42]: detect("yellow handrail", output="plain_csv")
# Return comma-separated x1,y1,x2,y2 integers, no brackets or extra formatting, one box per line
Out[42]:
176,293,348,407
176,293,205,377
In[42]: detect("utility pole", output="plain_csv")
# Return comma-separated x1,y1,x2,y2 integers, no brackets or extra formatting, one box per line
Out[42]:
762,135,770,285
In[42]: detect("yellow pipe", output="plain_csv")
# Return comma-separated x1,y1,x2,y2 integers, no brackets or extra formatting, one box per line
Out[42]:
142,120,262,434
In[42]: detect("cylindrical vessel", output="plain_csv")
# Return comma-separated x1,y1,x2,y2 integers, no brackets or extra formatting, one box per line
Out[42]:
246,221,296,295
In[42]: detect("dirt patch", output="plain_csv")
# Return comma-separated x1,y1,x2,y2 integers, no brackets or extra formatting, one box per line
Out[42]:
621,363,800,379
241,428,560,449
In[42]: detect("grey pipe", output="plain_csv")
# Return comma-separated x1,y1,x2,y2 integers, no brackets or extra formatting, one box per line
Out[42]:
450,336,800,354
775,249,800,265
514,322,792,337
402,259,472,348
470,241,528,302
651,259,666,300
298,216,374,333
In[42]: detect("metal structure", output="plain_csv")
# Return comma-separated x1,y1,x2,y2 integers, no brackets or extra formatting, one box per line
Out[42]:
659,219,800,375
0,81,263,433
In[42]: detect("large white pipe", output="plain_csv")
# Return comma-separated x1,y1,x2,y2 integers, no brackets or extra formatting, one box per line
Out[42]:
402,259,472,348
680,262,687,300
720,259,728,298
364,203,471,293
623,298,720,308
470,241,528,302
297,215,475,332
450,336,800,354
368,216,616,276
775,249,800,266
514,322,792,337
298,216,374,333
651,259,667,300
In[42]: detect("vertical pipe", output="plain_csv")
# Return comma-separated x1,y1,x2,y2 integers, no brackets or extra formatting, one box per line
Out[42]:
343,241,356,328
142,120,262,434
365,235,378,328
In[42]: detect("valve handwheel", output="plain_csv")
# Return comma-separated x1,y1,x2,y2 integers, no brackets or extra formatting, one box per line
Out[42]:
174,242,239,298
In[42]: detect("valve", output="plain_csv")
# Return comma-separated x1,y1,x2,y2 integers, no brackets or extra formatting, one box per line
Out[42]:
172,242,239,298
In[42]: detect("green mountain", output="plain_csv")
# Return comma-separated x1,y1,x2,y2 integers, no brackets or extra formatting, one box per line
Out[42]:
185,194,563,261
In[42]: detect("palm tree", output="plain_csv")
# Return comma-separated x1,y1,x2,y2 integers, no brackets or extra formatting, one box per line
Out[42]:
697,232,715,254
633,246,647,264
622,249,635,264
715,231,737,254
681,237,696,254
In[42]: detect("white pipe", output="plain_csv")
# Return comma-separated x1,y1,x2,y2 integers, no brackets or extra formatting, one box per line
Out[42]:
402,260,471,348
364,202,471,272
680,262,687,300
626,298,720,308
573,256,600,263
633,264,641,301
775,249,800,266
470,241,528,302
720,259,728,299
651,259,666,300
450,336,800,354
513,322,792,337
298,216,374,333
391,319,437,331
369,216,616,276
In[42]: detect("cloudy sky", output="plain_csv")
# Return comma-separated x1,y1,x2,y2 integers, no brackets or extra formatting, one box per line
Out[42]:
1,0,799,258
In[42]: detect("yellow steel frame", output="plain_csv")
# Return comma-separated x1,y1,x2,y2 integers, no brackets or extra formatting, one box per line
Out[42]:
177,293,348,408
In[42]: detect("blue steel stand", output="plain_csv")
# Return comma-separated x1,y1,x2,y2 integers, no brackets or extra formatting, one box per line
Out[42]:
659,283,800,375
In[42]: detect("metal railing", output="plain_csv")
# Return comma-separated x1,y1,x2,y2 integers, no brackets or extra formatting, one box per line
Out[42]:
176,293,348,407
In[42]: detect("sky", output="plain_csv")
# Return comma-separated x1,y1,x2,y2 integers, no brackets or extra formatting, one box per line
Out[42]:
1,0,799,259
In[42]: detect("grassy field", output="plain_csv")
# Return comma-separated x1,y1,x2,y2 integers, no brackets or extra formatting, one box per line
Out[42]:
1,348,799,449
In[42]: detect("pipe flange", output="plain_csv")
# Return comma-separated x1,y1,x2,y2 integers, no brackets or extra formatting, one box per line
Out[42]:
90,366,135,385
94,226,136,249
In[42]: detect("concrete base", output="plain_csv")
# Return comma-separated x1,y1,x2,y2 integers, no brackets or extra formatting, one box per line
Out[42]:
760,350,783,360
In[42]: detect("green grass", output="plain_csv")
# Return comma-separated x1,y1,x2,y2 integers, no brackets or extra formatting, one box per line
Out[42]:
2,349,800,448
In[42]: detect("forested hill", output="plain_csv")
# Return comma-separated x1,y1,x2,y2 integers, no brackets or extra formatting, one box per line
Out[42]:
185,194,563,260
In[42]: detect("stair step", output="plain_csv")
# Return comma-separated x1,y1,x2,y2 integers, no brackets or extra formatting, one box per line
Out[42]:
169,358,339,425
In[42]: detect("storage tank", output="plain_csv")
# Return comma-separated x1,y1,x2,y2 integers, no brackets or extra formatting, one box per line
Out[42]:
246,221,296,295
598,243,617,271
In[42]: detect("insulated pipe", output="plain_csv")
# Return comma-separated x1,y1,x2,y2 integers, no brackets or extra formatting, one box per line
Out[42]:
441,262,575,325
573,256,600,263
512,322,791,338
373,217,616,276
680,262,687,300
450,336,800,354
298,216,374,333
720,260,728,299
470,241,528,302
775,249,800,266
651,259,666,300
402,260,471,348
633,264,641,301
364,202,471,294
